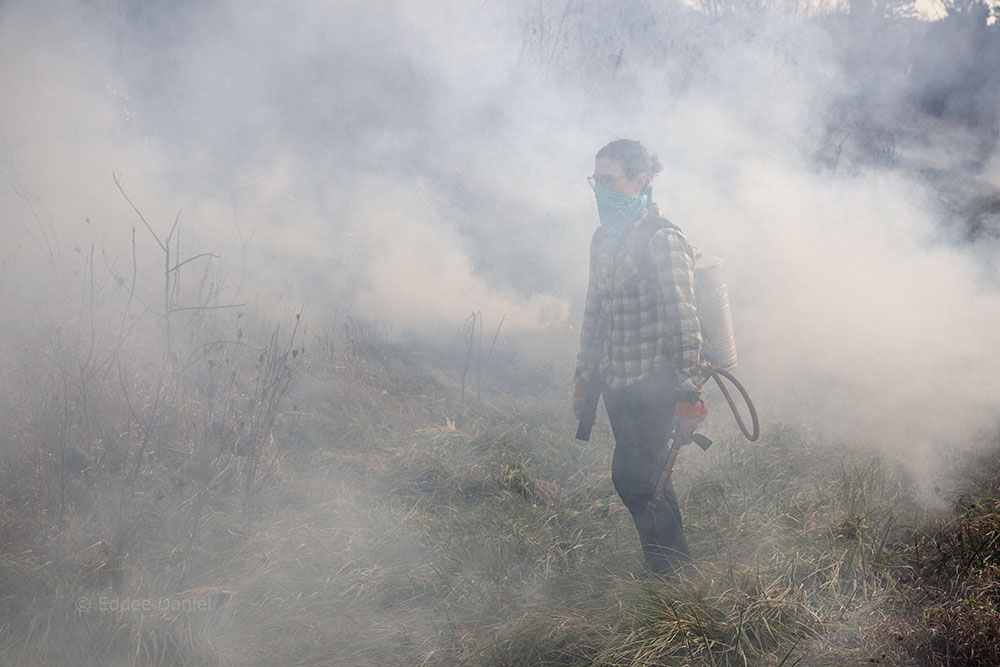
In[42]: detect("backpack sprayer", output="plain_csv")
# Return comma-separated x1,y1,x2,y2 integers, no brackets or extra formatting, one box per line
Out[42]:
694,255,759,446
650,255,759,504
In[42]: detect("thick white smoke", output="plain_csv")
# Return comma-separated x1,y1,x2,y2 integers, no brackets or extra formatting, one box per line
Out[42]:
2,0,1000,490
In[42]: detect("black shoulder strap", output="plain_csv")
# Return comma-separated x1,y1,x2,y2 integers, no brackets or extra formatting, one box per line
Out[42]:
633,216,681,283
637,216,680,241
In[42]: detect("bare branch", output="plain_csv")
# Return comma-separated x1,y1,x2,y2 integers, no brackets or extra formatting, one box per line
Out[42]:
113,172,166,252
169,252,220,274
169,302,249,313
3,126,62,273
168,208,182,244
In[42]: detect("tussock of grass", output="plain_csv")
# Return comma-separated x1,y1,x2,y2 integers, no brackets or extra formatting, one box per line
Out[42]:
870,458,1000,665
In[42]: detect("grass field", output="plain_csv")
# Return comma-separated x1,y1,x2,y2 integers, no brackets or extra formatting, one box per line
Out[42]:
1,303,998,666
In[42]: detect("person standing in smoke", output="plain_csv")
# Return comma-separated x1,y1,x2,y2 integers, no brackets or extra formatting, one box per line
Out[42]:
573,139,710,576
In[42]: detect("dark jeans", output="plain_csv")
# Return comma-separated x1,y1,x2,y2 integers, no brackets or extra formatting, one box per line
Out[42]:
602,372,691,574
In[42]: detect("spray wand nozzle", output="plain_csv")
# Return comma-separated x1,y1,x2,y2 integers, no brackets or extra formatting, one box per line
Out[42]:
650,367,758,507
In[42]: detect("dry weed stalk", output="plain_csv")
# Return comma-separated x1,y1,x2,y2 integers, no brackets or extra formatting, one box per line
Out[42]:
237,313,305,531
459,311,504,402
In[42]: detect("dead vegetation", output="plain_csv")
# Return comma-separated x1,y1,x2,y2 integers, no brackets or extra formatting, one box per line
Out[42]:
871,450,1000,666
3,288,998,665
0,196,999,667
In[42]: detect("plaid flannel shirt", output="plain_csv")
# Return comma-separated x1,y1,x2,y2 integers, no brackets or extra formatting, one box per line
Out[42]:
575,206,708,391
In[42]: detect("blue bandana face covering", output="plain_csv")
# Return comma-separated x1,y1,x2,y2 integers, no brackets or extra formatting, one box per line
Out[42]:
595,186,647,253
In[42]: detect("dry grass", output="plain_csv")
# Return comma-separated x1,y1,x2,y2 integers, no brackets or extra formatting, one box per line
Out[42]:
0,285,998,665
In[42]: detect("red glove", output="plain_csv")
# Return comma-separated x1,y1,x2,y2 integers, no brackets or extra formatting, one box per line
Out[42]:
573,382,588,420
673,399,707,444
